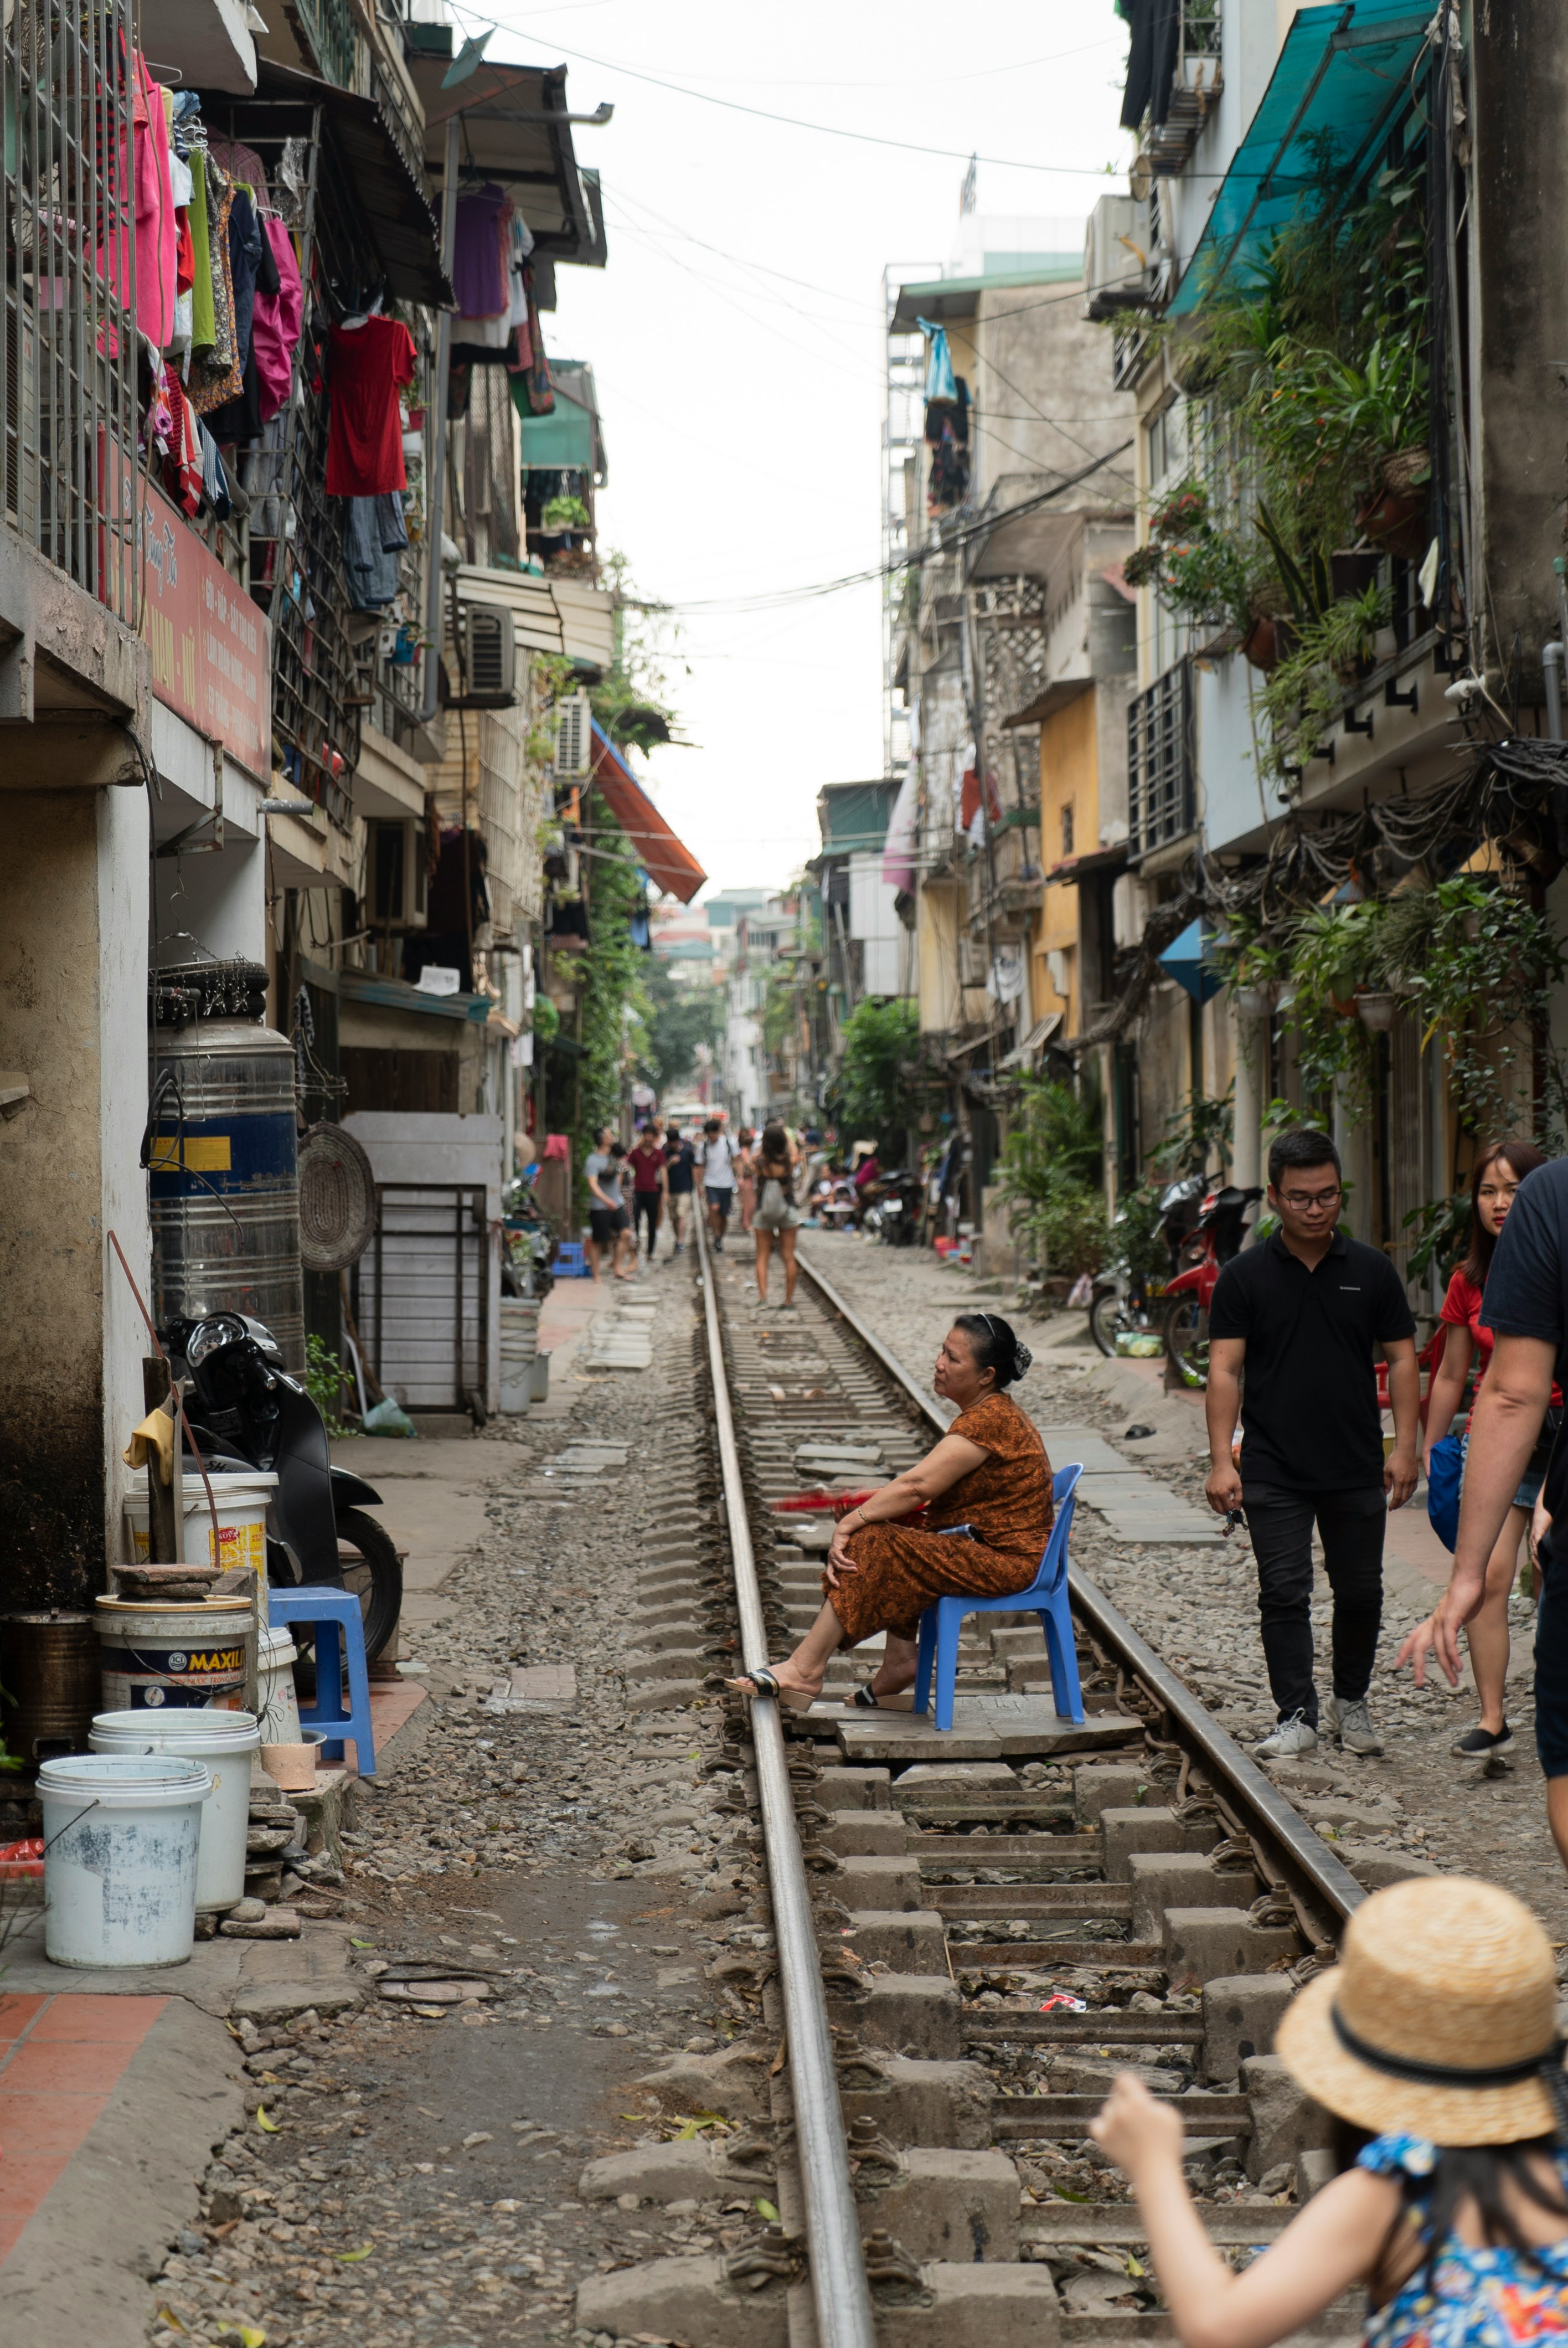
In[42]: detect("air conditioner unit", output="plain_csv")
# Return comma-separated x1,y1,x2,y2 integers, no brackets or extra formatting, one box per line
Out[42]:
368,818,428,929
453,600,516,707
554,688,591,776
1084,194,1152,321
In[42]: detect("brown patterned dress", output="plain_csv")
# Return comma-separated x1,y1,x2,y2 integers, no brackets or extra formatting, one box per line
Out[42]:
826,1394,1054,1646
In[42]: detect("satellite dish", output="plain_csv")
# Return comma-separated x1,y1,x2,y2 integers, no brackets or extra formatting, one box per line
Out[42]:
296,1122,376,1272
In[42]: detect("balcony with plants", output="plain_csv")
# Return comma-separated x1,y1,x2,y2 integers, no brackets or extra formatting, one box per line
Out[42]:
1126,136,1437,791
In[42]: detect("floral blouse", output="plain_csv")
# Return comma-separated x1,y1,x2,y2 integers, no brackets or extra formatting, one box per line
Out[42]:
1359,2132,1568,2348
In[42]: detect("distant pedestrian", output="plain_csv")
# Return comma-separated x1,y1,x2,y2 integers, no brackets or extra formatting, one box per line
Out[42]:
1205,1129,1420,1759
1091,1875,1568,2348
664,1122,695,1254
606,1141,636,1279
583,1126,618,1284
1422,1149,1568,1871
1397,1140,1556,1757
735,1128,757,1234
626,1125,669,1261
752,1122,802,1310
702,1117,736,1251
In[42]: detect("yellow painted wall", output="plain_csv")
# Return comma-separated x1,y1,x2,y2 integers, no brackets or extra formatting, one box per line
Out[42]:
1029,688,1099,1037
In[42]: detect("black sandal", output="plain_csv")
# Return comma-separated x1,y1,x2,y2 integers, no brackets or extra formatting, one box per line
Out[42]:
853,1686,881,1709
726,1666,817,1714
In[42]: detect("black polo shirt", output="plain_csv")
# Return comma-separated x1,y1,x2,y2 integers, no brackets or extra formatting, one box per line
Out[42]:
1208,1230,1416,1491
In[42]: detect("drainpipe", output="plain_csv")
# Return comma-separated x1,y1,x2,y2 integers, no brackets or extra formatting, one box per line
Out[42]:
1544,641,1564,742
419,116,462,727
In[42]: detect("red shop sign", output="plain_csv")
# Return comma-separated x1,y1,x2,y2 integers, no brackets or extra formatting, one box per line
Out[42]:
138,483,272,781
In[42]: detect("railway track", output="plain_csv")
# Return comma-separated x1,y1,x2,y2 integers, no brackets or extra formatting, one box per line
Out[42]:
579,1230,1369,2348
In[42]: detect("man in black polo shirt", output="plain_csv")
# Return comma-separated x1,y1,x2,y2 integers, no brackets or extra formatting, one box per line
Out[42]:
1205,1129,1420,1759
1428,1154,1568,1864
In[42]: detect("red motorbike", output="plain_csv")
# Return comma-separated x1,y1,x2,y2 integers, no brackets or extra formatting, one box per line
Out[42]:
1161,1182,1265,1388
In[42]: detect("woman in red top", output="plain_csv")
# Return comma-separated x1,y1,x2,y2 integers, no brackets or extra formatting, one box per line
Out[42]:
1406,1139,1552,1757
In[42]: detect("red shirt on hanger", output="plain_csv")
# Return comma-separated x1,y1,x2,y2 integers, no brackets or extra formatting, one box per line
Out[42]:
326,315,417,496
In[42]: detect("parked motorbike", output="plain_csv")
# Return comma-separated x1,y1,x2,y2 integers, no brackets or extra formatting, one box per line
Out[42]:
502,1176,557,1300
862,1171,918,1247
164,1310,403,1661
1088,1173,1208,1357
1160,1182,1265,1388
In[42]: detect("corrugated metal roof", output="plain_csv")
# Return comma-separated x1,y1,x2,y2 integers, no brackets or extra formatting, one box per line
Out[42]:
889,265,1080,330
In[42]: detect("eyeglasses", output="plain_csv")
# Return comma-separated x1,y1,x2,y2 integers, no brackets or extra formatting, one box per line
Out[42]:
1280,1188,1343,1212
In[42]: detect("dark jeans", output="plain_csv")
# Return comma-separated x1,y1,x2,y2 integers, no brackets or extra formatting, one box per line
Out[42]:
1242,1482,1387,1726
633,1192,661,1252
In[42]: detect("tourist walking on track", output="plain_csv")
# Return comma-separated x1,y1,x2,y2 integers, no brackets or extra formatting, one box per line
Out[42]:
1397,1140,1555,1757
664,1122,695,1254
702,1116,736,1250
1424,1149,1568,1869
626,1125,669,1263
1092,1873,1568,2348
1204,1128,1420,1759
752,1122,802,1311
584,1126,622,1284
735,1127,757,1233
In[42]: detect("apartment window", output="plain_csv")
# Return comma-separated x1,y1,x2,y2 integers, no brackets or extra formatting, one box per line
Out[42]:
1127,662,1194,858
1061,802,1075,857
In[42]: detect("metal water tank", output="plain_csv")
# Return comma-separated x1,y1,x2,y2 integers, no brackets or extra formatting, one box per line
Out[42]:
149,961,306,1369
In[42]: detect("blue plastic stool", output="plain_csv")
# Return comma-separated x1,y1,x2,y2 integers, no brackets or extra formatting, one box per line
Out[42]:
554,1241,588,1277
269,1588,378,1775
913,1464,1084,1731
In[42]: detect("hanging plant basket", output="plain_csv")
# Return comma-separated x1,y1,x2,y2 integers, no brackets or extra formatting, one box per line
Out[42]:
1355,990,1399,1032
1233,984,1276,1018
1357,455,1430,561
1241,614,1295,673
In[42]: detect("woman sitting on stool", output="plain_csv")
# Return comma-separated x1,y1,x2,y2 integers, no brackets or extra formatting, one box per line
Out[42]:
729,1314,1051,1711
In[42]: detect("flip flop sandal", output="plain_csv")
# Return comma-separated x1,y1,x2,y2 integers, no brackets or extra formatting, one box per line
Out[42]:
852,1686,881,1709
731,1666,817,1714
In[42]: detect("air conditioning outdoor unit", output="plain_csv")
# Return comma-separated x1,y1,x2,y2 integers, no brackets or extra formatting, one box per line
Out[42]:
453,600,516,707
369,818,429,929
554,688,591,776
1084,194,1152,321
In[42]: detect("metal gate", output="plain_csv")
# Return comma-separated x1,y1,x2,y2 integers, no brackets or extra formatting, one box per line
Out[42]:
354,1183,488,1412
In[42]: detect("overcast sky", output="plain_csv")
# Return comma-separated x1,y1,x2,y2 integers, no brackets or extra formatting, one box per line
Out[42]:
468,0,1132,901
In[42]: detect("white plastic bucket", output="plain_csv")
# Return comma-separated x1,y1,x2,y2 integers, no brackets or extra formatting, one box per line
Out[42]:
257,1625,302,1743
89,1709,260,1913
94,1597,254,1713
123,1472,277,1579
39,1753,213,1968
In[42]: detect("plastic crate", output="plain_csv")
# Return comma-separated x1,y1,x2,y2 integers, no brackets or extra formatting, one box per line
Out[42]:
554,1240,589,1277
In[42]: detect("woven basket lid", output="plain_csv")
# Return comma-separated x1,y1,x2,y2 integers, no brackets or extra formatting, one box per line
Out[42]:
296,1121,376,1272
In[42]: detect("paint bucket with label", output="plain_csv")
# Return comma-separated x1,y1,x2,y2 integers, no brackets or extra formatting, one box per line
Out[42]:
39,1753,213,1967
123,1471,277,1580
94,1597,254,1713
89,1709,260,1912
257,1624,302,1743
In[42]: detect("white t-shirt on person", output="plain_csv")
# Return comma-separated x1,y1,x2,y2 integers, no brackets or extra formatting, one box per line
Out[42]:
703,1135,735,1189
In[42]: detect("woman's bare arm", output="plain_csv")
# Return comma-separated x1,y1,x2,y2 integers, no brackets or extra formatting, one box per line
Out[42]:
1092,2074,1397,2348
1422,1324,1469,1473
825,1434,991,1577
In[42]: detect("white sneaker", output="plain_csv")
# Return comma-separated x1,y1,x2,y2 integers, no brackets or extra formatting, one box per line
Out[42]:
1255,1711,1318,1759
1324,1695,1383,1755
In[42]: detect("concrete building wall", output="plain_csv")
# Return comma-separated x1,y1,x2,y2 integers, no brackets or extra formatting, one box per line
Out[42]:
0,786,151,1606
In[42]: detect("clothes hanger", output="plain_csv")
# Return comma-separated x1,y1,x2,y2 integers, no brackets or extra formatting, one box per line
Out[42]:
146,61,184,81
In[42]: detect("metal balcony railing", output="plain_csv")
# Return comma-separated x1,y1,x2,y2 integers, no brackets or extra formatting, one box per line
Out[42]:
2,0,138,620
294,0,358,89
1127,663,1195,859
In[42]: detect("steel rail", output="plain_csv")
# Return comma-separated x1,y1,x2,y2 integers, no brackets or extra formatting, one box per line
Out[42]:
695,1221,877,2348
796,1246,1364,1927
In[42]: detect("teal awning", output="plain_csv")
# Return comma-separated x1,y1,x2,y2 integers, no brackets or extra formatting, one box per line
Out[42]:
512,382,597,474
1158,919,1223,1005
1170,1,1434,316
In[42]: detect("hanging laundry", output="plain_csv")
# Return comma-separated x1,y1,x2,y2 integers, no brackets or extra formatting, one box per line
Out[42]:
917,317,958,404
326,313,417,496
925,374,971,514
197,419,232,518
205,189,275,443
342,491,408,611
132,53,177,349
186,132,215,355
249,218,303,425
450,184,508,317
518,263,553,414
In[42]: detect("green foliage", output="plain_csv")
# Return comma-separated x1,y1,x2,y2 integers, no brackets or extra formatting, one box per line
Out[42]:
1120,480,1257,635
305,1334,352,1437
541,494,591,531
572,815,650,1193
638,958,726,1096
1114,1182,1173,1289
1149,1084,1234,1178
1020,1180,1111,1281
994,1079,1107,1280
1258,580,1392,780
531,993,560,1043
537,552,684,758
1402,1188,1472,1285
833,997,924,1154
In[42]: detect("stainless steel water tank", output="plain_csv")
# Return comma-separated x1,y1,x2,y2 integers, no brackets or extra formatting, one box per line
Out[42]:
149,1011,306,1371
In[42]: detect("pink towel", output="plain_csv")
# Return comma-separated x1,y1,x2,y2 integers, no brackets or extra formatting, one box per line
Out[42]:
251,216,303,423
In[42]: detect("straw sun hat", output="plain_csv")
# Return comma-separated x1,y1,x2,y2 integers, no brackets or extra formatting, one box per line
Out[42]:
1276,1876,1568,2147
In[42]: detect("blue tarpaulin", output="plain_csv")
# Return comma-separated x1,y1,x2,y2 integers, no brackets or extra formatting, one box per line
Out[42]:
1170,1,1433,316
1158,918,1223,1003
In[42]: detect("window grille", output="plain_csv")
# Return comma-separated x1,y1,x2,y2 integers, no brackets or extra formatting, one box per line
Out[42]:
2,0,138,617
1127,662,1194,858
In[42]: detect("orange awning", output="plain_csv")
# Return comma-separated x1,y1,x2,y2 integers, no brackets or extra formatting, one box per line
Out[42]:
589,725,706,904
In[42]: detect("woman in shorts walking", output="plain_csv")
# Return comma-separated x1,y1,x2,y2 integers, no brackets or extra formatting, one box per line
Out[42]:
752,1122,802,1310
